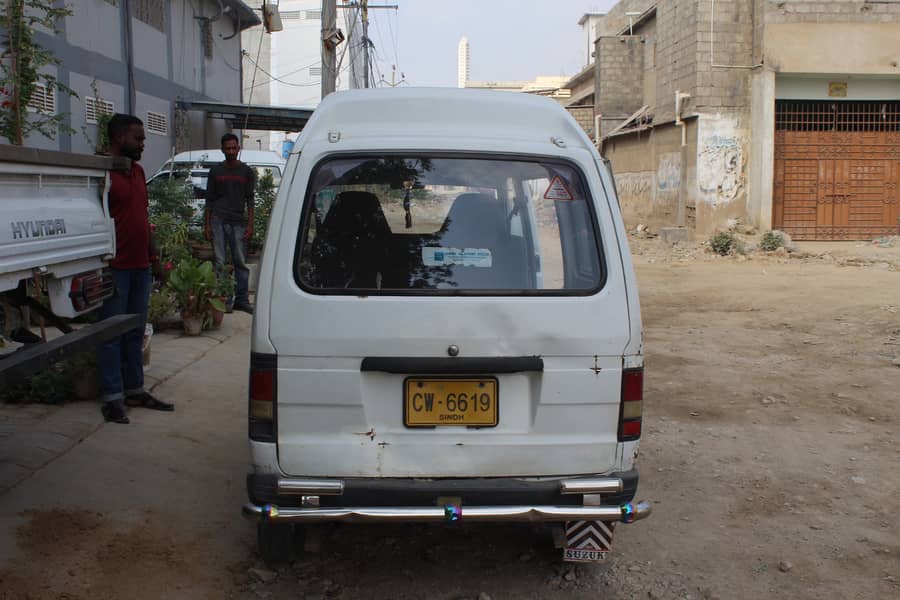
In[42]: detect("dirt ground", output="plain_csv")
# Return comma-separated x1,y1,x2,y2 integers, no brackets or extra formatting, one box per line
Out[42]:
1,236,898,600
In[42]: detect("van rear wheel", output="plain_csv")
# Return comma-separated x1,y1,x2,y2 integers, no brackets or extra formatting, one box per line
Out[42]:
257,521,296,565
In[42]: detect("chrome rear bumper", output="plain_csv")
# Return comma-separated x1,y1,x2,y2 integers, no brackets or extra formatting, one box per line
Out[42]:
242,476,651,525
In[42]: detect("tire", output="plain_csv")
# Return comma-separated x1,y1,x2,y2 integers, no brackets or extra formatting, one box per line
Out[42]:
257,521,295,565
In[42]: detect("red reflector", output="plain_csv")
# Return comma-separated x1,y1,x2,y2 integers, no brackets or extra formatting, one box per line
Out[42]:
622,368,643,403
250,370,275,403
621,419,642,438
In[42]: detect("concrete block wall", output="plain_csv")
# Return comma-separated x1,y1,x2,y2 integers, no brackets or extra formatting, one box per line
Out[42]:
765,0,900,24
654,0,701,122
692,0,755,114
597,36,646,137
565,106,596,139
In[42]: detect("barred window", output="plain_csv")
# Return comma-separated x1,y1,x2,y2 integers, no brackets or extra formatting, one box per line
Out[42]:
309,66,322,77
134,0,165,32
305,9,321,20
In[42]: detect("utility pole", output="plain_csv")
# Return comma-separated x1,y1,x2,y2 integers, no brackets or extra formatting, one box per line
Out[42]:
336,1,398,89
321,0,337,98
362,0,369,88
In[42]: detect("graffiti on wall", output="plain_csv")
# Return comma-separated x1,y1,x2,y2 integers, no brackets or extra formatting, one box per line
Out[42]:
615,172,654,204
697,117,746,206
657,152,681,193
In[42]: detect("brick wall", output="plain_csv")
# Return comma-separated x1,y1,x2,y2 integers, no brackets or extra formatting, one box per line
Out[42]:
596,36,646,136
654,1,702,122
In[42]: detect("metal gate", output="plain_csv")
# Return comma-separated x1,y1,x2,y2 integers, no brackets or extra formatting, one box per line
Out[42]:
773,100,900,240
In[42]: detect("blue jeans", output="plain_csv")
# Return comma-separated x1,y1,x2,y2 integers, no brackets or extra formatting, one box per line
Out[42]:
96,268,150,402
211,215,250,305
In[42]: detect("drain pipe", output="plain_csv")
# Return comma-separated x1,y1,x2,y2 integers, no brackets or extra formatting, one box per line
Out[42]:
674,91,690,147
711,0,763,69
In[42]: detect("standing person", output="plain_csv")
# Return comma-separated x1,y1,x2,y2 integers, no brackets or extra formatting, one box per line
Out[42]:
97,114,174,424
204,133,256,314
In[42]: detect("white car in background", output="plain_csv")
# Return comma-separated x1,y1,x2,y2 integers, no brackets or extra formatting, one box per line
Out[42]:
146,149,286,222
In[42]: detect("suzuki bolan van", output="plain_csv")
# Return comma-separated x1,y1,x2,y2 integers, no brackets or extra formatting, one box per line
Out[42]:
244,88,650,564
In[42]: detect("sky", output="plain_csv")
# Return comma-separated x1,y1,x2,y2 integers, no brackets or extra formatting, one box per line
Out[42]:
363,0,619,88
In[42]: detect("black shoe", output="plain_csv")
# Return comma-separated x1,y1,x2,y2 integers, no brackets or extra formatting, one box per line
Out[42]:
233,302,254,314
125,392,174,411
101,402,130,424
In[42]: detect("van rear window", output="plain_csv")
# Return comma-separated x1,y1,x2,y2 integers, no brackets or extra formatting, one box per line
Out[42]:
295,156,604,294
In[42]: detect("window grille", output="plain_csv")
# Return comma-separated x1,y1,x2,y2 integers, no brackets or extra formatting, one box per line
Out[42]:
305,9,322,20
281,10,301,20
27,84,55,114
775,100,900,132
146,110,168,135
85,97,115,124
309,66,322,77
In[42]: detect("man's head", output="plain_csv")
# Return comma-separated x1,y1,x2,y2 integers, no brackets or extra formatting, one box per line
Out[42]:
107,114,145,161
221,133,240,163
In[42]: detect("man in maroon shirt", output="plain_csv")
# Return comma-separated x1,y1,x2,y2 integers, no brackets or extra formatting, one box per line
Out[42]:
96,114,174,424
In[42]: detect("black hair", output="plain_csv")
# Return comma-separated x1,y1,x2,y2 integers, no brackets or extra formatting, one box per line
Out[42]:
221,133,240,146
107,113,143,144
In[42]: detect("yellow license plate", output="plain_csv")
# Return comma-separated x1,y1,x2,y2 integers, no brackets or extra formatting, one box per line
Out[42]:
404,378,498,427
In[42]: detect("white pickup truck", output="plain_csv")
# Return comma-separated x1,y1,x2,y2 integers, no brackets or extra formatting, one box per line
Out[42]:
0,144,139,387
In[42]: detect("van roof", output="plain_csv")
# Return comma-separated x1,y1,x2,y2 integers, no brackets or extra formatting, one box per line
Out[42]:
297,87,597,153
166,149,285,166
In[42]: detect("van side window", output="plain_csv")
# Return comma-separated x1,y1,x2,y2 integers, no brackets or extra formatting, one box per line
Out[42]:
295,156,604,294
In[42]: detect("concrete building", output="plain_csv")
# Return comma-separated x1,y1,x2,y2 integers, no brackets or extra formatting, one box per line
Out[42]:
593,0,900,241
458,36,470,88
4,0,259,172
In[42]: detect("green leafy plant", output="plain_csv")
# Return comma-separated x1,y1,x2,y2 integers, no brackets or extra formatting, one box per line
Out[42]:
165,258,225,332
151,212,192,266
1,365,72,404
147,289,178,329
83,79,113,153
148,176,195,223
251,170,277,251
0,0,77,145
710,231,738,256
760,231,785,252
215,272,235,298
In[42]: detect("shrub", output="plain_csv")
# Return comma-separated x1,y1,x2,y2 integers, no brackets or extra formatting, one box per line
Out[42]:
760,231,784,252
148,176,195,223
147,289,178,328
710,231,737,256
251,170,277,252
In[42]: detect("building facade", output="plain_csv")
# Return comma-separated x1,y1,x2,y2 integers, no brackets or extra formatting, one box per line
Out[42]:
3,0,258,173
241,0,364,153
593,0,900,240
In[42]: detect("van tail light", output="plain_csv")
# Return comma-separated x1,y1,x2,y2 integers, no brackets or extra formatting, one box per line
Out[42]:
249,352,277,442
69,271,114,312
618,367,643,442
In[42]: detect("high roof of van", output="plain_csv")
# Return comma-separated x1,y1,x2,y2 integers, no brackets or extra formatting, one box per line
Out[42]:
296,87,597,154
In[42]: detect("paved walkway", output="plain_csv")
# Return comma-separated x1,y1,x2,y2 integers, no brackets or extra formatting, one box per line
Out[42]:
0,314,248,495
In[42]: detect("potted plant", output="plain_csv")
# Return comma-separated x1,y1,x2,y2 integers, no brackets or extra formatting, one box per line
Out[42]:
208,273,234,329
166,258,221,335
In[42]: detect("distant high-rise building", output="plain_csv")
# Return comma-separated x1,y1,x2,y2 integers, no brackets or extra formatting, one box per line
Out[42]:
457,37,470,88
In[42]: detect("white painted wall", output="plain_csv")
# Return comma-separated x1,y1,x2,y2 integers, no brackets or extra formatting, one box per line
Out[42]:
65,0,122,61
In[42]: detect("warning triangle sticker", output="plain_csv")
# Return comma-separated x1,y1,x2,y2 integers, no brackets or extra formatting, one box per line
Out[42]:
544,175,574,201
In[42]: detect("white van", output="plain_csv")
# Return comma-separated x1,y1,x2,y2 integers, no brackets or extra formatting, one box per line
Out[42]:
244,88,649,564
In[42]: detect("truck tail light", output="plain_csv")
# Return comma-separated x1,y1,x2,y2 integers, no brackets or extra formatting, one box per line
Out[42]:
69,271,114,312
249,352,277,442
618,367,643,442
